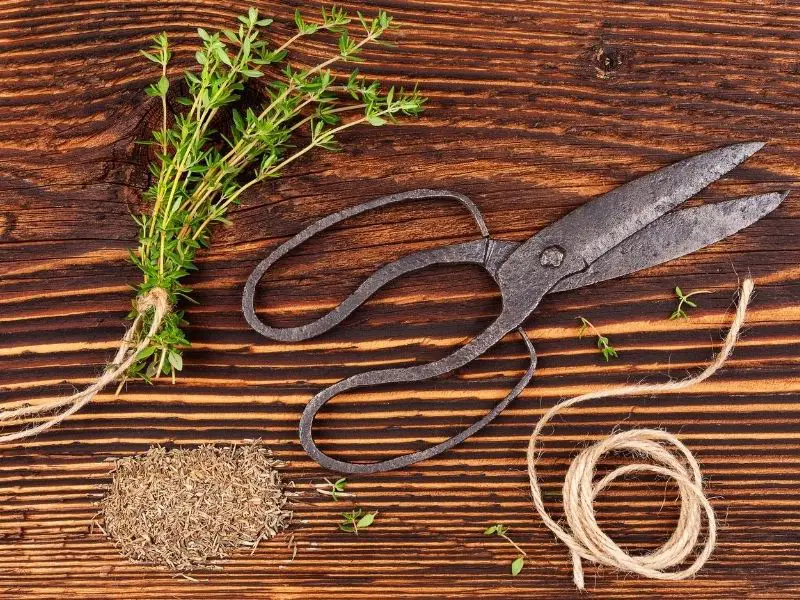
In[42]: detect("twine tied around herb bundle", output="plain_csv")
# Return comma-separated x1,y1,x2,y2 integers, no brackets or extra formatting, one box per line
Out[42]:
527,278,754,590
0,288,170,443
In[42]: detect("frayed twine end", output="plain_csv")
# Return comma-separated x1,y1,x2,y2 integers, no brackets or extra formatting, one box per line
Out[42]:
0,287,171,444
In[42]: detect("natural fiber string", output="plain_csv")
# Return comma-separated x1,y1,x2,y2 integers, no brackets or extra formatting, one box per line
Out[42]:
0,288,170,443
527,278,754,590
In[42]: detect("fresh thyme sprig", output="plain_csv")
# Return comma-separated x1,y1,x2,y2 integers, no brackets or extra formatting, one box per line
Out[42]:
339,508,377,534
315,477,352,501
577,317,618,361
484,523,527,576
128,6,425,382
669,286,711,320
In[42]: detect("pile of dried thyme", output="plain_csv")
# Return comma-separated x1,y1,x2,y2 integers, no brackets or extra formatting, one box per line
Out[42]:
100,443,292,571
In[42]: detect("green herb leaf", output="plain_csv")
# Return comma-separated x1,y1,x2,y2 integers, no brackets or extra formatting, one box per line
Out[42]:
484,523,508,536
601,345,618,361
137,345,158,360
356,512,376,529
168,350,183,371
332,477,346,501
367,114,387,126
157,76,169,95
511,556,524,576
139,50,161,64
293,8,305,30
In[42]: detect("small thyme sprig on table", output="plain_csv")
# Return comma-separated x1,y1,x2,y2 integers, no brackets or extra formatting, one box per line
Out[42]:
577,317,618,361
128,6,425,382
484,523,527,576
669,286,711,320
314,477,352,501
339,508,377,534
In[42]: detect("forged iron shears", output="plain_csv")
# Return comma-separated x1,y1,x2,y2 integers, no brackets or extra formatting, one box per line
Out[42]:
243,142,787,474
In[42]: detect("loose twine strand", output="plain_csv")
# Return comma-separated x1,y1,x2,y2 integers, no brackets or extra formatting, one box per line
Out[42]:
527,278,754,590
0,288,170,443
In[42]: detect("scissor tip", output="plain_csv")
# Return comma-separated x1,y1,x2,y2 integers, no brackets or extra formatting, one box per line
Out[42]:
757,189,790,215
739,140,767,154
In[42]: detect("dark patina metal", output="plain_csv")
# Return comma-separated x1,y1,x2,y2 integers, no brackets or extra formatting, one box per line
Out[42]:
242,143,787,474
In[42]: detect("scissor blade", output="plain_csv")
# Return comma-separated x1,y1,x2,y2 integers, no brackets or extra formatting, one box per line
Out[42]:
551,191,787,293
536,142,766,267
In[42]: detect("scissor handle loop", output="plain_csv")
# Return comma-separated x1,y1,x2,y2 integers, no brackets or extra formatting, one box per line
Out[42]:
299,327,536,474
243,189,490,342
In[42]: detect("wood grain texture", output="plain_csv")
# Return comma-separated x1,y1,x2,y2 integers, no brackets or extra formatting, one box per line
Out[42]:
1,0,800,597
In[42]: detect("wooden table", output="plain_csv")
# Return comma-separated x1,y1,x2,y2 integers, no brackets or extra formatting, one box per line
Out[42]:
1,1,799,598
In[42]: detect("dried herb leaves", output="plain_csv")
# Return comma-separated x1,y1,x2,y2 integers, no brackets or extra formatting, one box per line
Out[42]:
100,443,292,571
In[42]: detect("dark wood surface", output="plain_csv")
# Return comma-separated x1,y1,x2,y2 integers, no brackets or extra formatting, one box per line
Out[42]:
1,0,799,598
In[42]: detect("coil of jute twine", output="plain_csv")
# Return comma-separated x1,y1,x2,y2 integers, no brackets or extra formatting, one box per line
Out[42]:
0,288,170,443
527,278,754,590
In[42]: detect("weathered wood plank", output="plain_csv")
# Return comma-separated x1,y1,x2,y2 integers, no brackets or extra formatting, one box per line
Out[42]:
1,0,799,597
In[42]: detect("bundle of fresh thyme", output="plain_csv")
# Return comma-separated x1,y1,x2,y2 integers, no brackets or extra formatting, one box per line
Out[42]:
129,6,424,382
0,5,425,441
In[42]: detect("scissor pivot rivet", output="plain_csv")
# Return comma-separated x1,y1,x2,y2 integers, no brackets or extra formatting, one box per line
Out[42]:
540,245,565,268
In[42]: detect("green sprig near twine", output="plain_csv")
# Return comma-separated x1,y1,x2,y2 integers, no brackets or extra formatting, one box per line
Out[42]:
484,523,527,576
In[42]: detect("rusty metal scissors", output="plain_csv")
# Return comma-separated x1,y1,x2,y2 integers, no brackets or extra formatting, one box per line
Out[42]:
243,142,787,474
